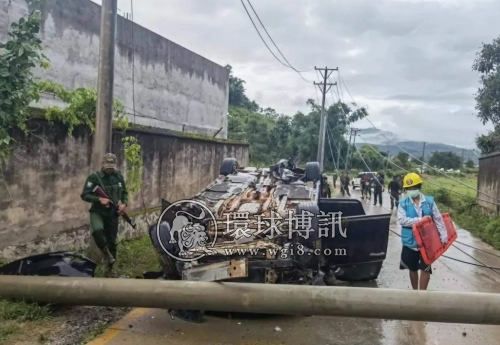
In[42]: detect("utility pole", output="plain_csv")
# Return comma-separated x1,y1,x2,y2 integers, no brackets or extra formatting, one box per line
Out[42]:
92,0,118,171
461,149,465,168
336,140,342,174
314,66,338,172
421,142,426,174
345,128,360,172
385,150,390,173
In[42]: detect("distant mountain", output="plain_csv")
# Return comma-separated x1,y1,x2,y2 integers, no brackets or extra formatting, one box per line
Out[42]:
355,128,479,164
357,127,401,145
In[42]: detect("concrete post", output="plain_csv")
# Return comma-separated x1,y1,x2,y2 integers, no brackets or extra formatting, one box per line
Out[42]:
92,0,118,171
314,67,337,171
1,276,500,325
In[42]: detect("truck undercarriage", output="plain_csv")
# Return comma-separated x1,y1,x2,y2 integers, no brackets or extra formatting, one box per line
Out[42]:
147,158,391,289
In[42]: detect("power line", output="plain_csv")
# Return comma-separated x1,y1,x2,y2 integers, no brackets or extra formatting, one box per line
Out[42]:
240,0,312,83
362,116,500,203
245,0,312,74
357,135,500,206
336,69,499,203
354,145,500,274
338,69,357,107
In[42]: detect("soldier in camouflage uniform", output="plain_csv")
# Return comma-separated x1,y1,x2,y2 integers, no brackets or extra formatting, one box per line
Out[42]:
80,153,128,277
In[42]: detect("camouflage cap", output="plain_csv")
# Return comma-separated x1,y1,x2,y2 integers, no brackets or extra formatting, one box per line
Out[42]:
102,153,117,170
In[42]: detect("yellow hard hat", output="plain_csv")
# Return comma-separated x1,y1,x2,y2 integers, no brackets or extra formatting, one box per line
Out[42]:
403,172,423,188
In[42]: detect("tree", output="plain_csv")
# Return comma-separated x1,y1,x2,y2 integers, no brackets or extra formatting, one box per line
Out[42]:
428,151,462,170
226,65,259,112
226,67,370,168
396,152,409,163
472,36,500,154
0,2,48,162
465,159,475,168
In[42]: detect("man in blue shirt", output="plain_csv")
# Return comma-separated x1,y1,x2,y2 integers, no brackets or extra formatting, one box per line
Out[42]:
398,172,448,290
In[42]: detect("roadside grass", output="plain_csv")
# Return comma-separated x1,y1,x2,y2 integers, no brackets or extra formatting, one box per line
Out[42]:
422,173,500,250
0,300,54,344
0,235,161,344
93,235,161,278
425,174,477,197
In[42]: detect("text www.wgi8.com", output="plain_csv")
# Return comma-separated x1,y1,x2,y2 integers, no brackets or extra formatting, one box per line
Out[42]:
223,244,347,259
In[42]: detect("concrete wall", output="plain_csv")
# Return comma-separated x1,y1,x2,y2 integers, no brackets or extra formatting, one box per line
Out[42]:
0,120,249,260
0,0,229,138
477,152,500,213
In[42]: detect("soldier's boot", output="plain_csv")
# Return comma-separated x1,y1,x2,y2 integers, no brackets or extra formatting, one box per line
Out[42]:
104,264,117,278
102,247,116,266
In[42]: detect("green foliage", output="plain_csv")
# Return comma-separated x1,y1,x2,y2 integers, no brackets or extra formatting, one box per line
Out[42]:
37,81,128,135
122,136,143,196
428,151,462,169
350,145,386,171
36,81,143,195
475,124,500,155
0,300,52,322
0,3,49,162
472,35,500,154
228,99,368,168
465,158,475,168
226,64,259,111
227,67,370,168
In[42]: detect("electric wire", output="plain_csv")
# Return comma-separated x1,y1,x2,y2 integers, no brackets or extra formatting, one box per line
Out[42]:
356,134,500,206
245,0,313,75
353,144,500,274
336,69,497,203
361,115,500,203
240,0,312,83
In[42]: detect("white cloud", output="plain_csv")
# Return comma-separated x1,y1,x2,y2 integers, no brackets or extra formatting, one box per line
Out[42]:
89,0,499,148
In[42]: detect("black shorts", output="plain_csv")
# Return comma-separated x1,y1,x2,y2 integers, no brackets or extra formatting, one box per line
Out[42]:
399,246,432,273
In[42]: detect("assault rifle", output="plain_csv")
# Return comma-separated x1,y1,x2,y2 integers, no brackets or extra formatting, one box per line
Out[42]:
92,185,136,229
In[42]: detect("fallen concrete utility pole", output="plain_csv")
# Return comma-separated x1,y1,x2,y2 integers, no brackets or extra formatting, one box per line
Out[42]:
1,276,500,325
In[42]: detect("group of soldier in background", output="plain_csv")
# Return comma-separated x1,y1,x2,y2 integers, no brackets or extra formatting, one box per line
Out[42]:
330,171,404,211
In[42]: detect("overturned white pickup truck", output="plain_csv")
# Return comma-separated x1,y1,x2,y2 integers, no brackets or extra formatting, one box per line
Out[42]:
147,158,390,286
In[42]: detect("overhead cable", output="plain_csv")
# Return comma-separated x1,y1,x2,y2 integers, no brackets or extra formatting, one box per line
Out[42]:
354,144,500,275
336,69,495,203
356,135,500,206
240,0,313,82
362,115,499,203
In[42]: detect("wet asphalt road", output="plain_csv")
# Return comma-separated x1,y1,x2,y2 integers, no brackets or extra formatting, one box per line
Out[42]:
94,187,500,345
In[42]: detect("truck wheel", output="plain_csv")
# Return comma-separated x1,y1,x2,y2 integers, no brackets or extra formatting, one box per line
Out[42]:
294,202,320,250
305,162,320,182
334,262,383,282
220,158,238,176
148,223,181,280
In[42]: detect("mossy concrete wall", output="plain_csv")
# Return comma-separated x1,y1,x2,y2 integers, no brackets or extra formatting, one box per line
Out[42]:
0,120,249,260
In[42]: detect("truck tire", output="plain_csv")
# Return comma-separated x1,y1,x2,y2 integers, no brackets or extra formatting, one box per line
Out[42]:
305,162,320,182
220,158,238,176
148,223,181,280
334,262,383,282
294,202,320,250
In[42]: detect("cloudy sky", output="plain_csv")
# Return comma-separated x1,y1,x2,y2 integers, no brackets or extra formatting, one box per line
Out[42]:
93,0,499,148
